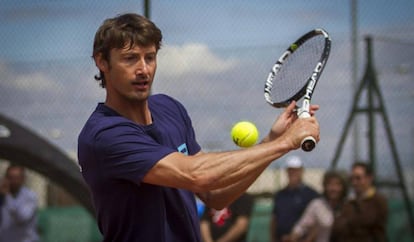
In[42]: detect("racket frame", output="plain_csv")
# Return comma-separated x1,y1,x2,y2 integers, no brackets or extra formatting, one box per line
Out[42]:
264,28,331,111
264,28,331,151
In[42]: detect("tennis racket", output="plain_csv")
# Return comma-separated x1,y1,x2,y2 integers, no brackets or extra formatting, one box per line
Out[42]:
264,28,331,152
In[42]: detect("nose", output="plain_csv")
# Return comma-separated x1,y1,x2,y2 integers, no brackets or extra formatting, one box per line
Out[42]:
135,57,149,75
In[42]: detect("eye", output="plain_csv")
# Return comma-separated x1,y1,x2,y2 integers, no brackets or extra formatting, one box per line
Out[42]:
145,54,156,63
125,55,138,61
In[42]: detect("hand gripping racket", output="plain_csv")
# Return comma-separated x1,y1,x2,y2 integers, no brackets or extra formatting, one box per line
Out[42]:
264,28,331,152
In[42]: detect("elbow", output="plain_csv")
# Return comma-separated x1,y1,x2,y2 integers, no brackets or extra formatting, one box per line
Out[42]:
202,197,230,211
197,191,234,211
189,172,216,193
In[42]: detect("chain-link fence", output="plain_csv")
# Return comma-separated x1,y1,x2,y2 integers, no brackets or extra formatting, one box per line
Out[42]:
0,1,413,241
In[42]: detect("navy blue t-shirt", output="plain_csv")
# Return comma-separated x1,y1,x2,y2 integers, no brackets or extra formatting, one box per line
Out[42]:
78,94,202,242
271,184,319,240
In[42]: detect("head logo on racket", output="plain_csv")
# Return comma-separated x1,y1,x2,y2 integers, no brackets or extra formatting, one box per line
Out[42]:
264,28,331,151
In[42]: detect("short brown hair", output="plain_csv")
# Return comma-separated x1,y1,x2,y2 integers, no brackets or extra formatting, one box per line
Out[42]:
92,13,163,87
352,161,373,176
323,170,348,200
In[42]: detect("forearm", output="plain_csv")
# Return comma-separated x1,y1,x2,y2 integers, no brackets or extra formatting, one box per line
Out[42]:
190,137,291,192
145,136,291,195
198,163,265,209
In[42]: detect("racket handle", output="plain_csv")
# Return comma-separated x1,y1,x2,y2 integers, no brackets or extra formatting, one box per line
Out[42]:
301,136,316,152
298,111,316,152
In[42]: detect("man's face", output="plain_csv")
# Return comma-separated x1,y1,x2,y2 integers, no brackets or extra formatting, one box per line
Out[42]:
287,168,303,187
99,43,157,103
351,166,372,196
6,167,25,194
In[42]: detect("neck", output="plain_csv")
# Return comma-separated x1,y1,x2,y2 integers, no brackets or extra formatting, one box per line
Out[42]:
356,186,375,199
288,183,302,189
105,97,152,125
328,198,340,208
11,187,21,197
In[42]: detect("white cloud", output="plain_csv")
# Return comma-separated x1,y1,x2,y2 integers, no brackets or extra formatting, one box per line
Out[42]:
157,43,239,78
0,62,59,92
12,72,59,92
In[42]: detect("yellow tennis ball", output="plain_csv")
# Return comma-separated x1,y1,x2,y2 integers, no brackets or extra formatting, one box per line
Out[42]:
231,121,259,148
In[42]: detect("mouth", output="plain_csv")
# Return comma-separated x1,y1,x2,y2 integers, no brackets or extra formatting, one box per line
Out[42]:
131,79,150,90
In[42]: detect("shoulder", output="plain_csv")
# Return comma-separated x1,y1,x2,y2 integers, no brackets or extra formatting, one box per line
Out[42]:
79,104,144,142
78,104,149,159
308,197,323,205
303,185,319,196
308,197,328,210
372,191,388,207
274,187,288,198
374,191,387,200
149,94,192,123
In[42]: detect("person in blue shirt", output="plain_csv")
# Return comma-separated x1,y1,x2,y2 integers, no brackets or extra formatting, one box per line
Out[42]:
0,165,39,242
270,156,319,242
78,13,320,242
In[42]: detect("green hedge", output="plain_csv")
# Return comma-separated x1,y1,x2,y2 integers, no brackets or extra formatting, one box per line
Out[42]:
38,206,101,242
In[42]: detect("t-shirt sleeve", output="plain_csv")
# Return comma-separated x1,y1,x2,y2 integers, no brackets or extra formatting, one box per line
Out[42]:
94,122,176,186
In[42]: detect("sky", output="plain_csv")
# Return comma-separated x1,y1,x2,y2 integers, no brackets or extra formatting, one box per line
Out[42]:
0,0,413,179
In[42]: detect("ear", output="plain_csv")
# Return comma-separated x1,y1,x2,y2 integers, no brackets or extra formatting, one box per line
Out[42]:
94,53,109,73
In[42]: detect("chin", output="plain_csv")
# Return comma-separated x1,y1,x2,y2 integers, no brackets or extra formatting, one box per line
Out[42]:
128,91,151,101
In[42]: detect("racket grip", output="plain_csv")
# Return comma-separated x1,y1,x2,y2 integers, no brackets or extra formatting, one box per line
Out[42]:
301,136,316,152
298,111,316,152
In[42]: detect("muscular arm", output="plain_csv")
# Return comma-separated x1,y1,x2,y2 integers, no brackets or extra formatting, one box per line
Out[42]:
196,159,267,209
144,137,290,208
143,102,319,209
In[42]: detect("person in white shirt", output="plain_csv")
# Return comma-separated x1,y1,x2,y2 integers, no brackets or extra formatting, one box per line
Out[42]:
0,164,39,242
283,170,348,242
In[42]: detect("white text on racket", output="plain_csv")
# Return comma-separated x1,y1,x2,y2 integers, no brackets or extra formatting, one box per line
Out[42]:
305,62,323,100
301,62,323,114
264,50,290,103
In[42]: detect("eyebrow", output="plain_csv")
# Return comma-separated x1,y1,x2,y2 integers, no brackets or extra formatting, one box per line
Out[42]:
120,50,156,56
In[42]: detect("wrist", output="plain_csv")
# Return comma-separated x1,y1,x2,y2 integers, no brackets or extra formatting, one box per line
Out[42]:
273,136,294,153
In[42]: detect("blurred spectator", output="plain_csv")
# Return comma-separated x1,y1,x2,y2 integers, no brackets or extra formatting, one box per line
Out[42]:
0,164,39,242
270,156,319,242
283,170,349,242
200,193,254,242
334,161,388,242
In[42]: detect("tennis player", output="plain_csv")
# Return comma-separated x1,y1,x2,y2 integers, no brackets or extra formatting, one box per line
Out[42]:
78,13,320,242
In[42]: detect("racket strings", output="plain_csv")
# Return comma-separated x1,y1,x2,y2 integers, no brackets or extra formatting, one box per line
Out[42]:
269,35,326,103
